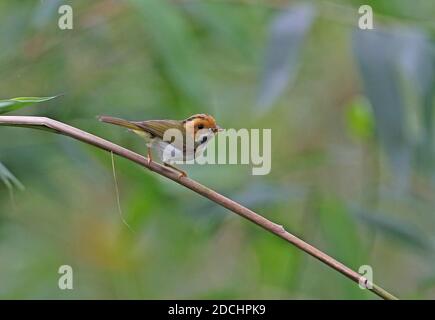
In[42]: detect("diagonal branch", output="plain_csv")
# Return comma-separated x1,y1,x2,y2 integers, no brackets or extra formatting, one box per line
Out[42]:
0,115,398,300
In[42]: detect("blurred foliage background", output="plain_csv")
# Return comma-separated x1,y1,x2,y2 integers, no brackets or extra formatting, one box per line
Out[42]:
0,0,435,299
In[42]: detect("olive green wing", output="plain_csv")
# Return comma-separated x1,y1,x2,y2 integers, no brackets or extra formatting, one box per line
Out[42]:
134,120,185,141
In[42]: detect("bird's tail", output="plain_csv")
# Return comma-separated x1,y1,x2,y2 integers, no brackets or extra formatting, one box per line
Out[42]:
98,115,141,131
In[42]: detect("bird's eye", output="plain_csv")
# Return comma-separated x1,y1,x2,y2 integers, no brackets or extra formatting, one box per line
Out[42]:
198,124,204,130
201,136,208,144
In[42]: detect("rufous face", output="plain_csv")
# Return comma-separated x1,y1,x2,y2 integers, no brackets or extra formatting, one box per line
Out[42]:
183,114,221,134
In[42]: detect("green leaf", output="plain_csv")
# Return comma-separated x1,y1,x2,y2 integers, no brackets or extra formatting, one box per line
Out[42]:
353,208,430,251
396,29,435,170
183,2,257,58
131,0,205,108
317,197,363,265
353,29,411,191
317,197,366,298
257,4,315,110
0,161,24,191
346,96,375,140
0,95,59,115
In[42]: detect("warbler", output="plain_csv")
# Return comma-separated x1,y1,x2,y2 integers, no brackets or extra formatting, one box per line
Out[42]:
98,114,222,177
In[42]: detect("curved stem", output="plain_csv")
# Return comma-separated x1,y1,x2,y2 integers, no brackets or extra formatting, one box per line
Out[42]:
0,115,398,300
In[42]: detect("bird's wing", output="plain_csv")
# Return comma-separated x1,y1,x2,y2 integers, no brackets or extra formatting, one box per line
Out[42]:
134,120,185,141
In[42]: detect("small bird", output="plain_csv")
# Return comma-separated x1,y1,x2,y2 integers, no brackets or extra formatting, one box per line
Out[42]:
98,114,222,177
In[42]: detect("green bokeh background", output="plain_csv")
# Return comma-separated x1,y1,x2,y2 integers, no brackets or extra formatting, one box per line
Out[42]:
0,0,434,299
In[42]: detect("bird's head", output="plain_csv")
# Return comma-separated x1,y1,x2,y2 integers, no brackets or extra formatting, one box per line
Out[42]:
183,114,222,147
183,114,222,134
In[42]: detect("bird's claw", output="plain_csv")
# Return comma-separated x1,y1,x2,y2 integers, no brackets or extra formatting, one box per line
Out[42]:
147,149,153,166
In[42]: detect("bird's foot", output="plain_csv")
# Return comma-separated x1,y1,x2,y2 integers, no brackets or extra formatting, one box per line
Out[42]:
147,149,153,165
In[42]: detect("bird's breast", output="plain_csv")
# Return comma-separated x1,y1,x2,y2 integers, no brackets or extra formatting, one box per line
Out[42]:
150,138,211,163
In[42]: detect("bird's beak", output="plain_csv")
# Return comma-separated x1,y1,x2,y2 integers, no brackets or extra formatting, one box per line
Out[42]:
213,126,223,133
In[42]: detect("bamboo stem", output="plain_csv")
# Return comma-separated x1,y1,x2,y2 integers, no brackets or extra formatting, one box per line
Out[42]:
0,115,398,300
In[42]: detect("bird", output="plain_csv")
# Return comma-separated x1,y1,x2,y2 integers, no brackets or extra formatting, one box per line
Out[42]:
98,114,222,177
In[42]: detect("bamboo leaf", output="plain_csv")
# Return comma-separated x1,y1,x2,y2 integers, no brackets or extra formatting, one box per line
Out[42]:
257,4,315,110
0,161,24,191
317,197,366,299
131,0,205,108
354,208,430,251
353,29,411,191
0,95,59,114
397,29,435,169
346,96,375,141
